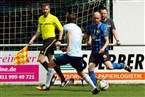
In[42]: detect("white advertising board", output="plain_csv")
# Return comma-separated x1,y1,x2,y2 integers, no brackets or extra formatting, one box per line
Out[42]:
0,47,144,84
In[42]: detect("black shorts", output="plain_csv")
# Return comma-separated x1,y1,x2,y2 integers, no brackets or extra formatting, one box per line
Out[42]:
40,37,56,56
53,54,84,72
89,51,110,66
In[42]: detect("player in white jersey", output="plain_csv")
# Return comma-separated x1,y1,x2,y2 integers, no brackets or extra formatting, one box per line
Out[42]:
47,13,100,95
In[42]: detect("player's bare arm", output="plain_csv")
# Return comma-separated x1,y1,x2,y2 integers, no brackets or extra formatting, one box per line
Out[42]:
112,29,121,45
55,30,63,47
83,33,90,39
99,36,109,54
87,36,92,46
29,32,41,45
66,29,71,52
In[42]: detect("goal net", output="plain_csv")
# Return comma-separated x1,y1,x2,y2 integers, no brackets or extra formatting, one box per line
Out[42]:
0,0,107,50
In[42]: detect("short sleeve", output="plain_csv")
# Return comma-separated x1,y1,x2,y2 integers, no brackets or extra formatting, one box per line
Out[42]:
54,16,63,31
101,24,108,36
36,18,41,33
110,19,116,30
63,24,68,33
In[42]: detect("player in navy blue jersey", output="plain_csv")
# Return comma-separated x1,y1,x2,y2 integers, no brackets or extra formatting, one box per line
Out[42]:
100,7,121,46
88,7,121,49
83,12,131,85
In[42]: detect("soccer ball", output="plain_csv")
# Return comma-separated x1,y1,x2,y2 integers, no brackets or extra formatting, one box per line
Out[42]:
97,80,109,91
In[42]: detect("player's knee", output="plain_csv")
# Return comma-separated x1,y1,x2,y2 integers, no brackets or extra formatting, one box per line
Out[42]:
88,64,95,71
37,54,45,63
48,60,56,68
106,66,113,70
37,58,44,63
104,61,113,70
77,71,84,77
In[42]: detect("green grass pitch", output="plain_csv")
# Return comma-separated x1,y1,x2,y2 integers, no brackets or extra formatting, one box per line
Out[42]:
0,84,145,97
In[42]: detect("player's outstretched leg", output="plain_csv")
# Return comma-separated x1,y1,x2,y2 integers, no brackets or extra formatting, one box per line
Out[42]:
124,63,131,72
53,66,69,87
112,63,131,72
83,74,100,95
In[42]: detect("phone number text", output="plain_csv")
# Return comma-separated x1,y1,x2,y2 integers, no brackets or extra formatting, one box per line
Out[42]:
0,74,35,80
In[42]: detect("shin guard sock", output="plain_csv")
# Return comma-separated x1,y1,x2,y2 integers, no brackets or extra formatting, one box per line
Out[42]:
89,71,97,85
41,61,48,71
113,63,124,69
54,66,65,81
45,68,54,87
83,74,96,90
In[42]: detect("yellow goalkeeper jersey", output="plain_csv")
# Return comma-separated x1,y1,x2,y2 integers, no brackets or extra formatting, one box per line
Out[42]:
37,13,63,40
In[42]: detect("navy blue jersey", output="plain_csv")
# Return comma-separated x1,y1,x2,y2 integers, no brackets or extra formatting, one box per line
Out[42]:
101,18,116,41
87,22,109,52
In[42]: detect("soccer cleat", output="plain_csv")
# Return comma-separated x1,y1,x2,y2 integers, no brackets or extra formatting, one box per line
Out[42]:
50,75,58,86
89,77,104,92
92,88,100,95
124,64,131,72
36,84,50,91
61,80,69,87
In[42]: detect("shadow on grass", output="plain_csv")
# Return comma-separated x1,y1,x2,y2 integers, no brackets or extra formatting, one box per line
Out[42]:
22,94,49,97
51,88,89,92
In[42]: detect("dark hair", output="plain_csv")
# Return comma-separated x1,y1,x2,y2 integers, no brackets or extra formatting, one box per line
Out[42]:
100,7,108,12
41,3,50,9
67,13,76,23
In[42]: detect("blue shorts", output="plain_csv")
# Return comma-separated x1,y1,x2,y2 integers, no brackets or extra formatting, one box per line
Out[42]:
53,54,84,72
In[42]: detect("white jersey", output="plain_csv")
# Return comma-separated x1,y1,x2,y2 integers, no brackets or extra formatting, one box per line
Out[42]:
63,23,82,57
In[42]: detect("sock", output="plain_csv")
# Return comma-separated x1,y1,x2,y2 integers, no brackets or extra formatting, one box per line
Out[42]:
89,71,97,85
41,61,48,71
83,74,96,90
112,63,124,69
54,66,65,82
45,68,54,87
